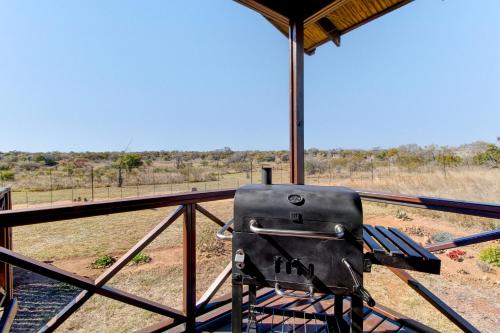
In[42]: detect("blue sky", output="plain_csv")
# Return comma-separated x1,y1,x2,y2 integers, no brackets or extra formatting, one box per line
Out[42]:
0,0,499,152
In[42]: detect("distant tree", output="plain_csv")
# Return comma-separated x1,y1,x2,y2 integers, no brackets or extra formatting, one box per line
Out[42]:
436,152,463,167
473,144,500,168
34,154,58,166
115,153,143,172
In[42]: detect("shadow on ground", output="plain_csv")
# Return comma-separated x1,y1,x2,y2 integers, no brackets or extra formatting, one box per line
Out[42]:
11,267,81,333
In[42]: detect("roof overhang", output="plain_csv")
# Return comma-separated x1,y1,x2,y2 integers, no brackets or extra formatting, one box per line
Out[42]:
234,0,413,53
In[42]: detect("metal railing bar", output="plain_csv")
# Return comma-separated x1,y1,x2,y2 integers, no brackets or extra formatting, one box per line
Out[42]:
195,204,234,232
196,262,232,311
38,205,186,333
0,247,185,320
0,189,236,227
425,229,500,252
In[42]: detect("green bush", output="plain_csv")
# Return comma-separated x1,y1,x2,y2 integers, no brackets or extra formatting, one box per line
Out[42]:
479,245,500,267
91,255,115,269
0,170,15,181
130,252,151,265
395,209,411,221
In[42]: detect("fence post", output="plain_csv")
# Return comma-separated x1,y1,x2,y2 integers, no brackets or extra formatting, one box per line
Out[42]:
49,169,53,205
0,188,13,305
183,203,196,331
90,167,94,202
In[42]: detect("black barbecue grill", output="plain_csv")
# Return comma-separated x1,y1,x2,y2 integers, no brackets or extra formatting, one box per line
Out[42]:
218,168,440,333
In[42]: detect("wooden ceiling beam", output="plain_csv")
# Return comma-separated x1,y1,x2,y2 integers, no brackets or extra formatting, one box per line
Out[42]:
317,17,341,47
304,0,352,28
234,0,288,26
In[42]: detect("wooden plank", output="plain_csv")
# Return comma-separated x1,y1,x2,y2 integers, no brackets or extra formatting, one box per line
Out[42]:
183,204,197,331
233,0,289,26
389,268,480,333
196,262,232,310
134,318,180,333
388,228,438,261
196,288,276,333
40,205,185,333
195,204,233,232
363,230,386,254
0,246,185,320
0,188,12,305
368,301,438,333
0,189,236,227
371,318,401,332
425,229,500,252
357,190,500,219
363,311,385,332
304,0,352,27
375,226,421,258
364,225,404,257
0,298,17,333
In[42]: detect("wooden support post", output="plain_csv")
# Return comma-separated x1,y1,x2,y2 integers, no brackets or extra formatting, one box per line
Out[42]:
289,16,305,185
0,189,13,305
183,204,196,331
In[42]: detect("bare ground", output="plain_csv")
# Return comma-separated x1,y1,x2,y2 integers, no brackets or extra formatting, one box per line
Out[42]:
9,201,499,332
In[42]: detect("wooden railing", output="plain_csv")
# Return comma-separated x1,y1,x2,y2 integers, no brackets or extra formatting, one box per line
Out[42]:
0,188,15,333
0,187,497,332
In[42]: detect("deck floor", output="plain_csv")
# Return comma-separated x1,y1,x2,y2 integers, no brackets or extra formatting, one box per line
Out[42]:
193,289,422,333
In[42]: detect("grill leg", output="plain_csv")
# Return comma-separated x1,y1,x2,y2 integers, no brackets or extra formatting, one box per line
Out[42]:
232,281,243,333
335,295,349,333
247,285,257,333
351,295,363,333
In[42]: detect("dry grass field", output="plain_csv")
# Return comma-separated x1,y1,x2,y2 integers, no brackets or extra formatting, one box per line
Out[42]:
9,167,500,332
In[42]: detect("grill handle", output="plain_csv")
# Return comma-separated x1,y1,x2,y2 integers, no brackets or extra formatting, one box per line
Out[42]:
216,219,234,241
275,282,315,300
249,219,344,240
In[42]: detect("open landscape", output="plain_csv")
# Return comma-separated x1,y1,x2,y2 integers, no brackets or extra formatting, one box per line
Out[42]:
1,142,499,332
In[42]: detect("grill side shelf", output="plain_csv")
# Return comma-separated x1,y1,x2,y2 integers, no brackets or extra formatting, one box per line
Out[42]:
363,225,441,275
363,225,404,257
388,227,439,261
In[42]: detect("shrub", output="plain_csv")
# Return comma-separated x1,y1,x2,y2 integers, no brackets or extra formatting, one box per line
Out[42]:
305,157,327,175
447,249,466,262
130,252,151,265
476,261,493,273
431,232,455,243
91,255,115,269
479,245,500,267
0,170,15,181
395,209,411,221
473,144,500,167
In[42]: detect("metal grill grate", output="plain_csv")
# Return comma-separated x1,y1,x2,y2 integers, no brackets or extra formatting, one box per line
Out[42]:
246,305,341,333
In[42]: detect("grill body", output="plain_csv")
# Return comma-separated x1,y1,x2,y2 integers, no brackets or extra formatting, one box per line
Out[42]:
232,184,365,333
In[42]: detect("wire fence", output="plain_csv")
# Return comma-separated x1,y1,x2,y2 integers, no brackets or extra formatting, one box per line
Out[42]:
7,162,480,208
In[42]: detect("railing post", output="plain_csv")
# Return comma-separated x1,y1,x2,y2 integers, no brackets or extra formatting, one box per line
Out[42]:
183,203,196,331
0,188,13,305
